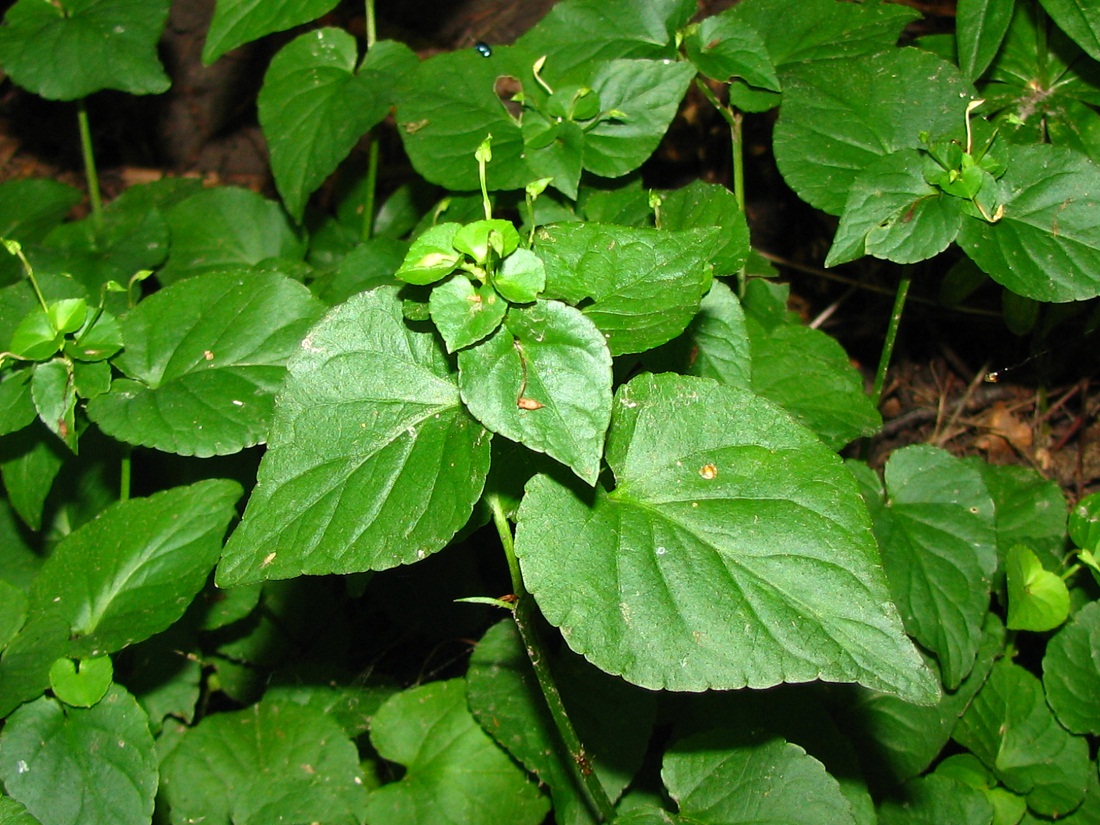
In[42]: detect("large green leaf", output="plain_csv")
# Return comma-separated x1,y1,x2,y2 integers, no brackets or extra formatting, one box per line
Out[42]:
535,223,716,355
0,686,156,825
957,144,1100,302
774,49,974,215
467,621,655,825
514,0,693,83
28,479,241,657
202,0,340,64
160,695,368,825
658,180,751,277
969,459,1067,571
954,659,1091,817
854,446,997,689
458,300,612,484
364,679,549,825
958,0,1015,80
582,59,696,179
216,287,491,585
1043,600,1100,735
0,424,65,530
619,728,857,825
515,373,938,702
0,0,169,100
0,795,42,825
396,47,533,192
260,32,413,222
86,270,323,457
0,180,82,245
1038,0,1100,61
157,187,306,285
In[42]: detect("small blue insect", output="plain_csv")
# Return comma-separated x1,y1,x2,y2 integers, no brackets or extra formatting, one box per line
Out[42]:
474,41,492,58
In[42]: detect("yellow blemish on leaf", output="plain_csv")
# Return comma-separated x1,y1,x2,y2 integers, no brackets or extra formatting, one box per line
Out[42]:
699,464,718,480
518,397,543,410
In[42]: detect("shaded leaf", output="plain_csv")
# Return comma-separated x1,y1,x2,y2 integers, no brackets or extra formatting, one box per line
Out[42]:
364,680,548,825
877,774,994,825
1038,0,1100,61
0,0,169,100
1043,600,1100,735
202,0,340,64
160,695,368,825
0,686,156,825
958,0,1015,80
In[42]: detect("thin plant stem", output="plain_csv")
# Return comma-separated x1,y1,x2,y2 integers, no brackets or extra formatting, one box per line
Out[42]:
359,0,380,242
119,448,131,502
76,101,103,231
487,495,617,823
871,271,912,409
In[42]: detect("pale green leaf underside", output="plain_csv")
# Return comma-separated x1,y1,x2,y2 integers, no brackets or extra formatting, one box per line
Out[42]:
216,287,491,585
515,373,938,702
86,270,323,457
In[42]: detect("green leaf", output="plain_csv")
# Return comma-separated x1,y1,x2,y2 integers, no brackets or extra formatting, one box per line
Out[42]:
467,620,655,825
645,280,752,390
311,236,407,305
47,655,112,708
160,695,368,825
857,445,997,689
429,275,508,352
364,679,549,825
458,300,612,484
958,0,1015,80
395,222,463,285
826,149,965,267
0,424,66,531
659,180,751,276
0,686,156,825
202,0,340,64
514,0,693,83
30,360,76,453
26,480,240,659
536,223,716,355
971,460,1067,571
582,59,696,179
744,286,882,450
0,0,169,100
1043,600,1100,735
0,609,71,718
1005,544,1070,631
494,248,546,303
515,372,938,702
396,47,533,192
157,187,306,285
0,371,35,437
259,30,401,222
0,579,27,649
1038,0,1100,61
955,659,1091,817
0,795,43,825
683,16,779,89
647,728,858,825
845,612,1005,787
0,179,82,245
216,287,491,585
774,49,974,215
957,144,1100,302
86,270,323,457
877,774,994,825
1070,491,1100,551
9,308,62,361
65,308,123,363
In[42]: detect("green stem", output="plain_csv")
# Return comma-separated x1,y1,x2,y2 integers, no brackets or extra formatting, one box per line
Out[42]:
76,101,103,232
871,271,912,409
360,137,380,242
487,495,617,823
119,448,131,502
365,0,376,47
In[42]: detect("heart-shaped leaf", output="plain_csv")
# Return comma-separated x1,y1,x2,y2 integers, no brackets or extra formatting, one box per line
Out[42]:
364,680,549,825
429,275,508,353
1005,544,1070,631
515,372,938,703
0,0,169,100
216,287,491,585
86,270,323,457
